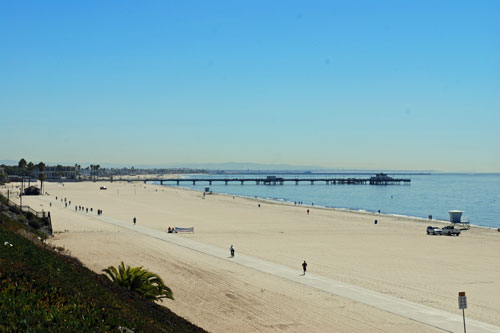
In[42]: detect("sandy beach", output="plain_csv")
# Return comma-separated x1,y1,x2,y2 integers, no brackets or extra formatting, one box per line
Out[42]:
7,181,500,332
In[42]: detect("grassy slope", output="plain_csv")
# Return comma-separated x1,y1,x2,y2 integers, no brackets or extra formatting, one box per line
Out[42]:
0,203,206,332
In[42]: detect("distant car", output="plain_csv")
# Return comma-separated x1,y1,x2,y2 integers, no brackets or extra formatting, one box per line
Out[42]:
427,226,442,235
441,225,461,236
100,186,107,190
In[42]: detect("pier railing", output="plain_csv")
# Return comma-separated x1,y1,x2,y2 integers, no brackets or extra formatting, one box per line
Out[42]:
105,176,411,186
7,198,51,219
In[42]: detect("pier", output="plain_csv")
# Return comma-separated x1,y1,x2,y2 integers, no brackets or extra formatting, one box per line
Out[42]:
111,173,410,186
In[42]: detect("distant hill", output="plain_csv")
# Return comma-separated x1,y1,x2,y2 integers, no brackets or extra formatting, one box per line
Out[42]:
164,162,328,171
0,160,18,166
1,159,433,173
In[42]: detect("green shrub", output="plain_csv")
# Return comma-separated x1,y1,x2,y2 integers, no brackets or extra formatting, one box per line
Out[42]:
8,205,20,214
0,194,8,204
0,213,204,332
28,217,41,229
103,262,174,301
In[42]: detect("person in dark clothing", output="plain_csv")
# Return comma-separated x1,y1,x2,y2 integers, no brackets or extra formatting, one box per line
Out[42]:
133,217,136,225
302,260,307,275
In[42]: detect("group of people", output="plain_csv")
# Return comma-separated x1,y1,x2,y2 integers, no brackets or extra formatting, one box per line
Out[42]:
53,194,105,217
167,227,177,233
75,205,86,212
73,205,98,214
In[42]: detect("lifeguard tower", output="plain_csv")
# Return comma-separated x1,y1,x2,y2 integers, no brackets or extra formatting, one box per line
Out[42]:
449,210,470,230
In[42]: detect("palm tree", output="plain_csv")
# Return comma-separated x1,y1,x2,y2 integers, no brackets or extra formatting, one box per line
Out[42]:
18,158,27,192
37,162,46,193
18,158,27,169
74,164,81,180
39,173,46,194
27,161,34,187
102,262,173,301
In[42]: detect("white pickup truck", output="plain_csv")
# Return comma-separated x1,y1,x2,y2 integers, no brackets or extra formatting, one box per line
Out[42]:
441,225,461,236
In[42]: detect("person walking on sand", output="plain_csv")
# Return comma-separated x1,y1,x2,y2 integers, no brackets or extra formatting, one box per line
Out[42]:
302,260,307,275
133,217,136,225
230,245,235,257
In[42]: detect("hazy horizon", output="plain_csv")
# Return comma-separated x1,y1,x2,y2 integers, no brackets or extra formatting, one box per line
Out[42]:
1,1,499,172
2,158,499,174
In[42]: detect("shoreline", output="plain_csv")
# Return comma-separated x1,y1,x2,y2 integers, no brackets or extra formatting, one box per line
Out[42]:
2,180,490,230
154,183,492,230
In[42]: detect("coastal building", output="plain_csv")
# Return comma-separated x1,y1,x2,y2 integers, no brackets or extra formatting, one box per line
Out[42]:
370,173,393,181
7,175,23,182
34,165,80,180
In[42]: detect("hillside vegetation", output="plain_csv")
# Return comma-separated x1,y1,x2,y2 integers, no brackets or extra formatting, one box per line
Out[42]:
0,195,206,332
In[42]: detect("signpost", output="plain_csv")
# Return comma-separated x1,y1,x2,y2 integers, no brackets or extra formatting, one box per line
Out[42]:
458,292,467,333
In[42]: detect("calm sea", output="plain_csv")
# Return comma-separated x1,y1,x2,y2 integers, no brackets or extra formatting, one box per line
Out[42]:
156,173,500,229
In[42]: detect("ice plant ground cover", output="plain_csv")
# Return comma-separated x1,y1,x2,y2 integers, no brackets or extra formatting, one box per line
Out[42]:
0,204,204,332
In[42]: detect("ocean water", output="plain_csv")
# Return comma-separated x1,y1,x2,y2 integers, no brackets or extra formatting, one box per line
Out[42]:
156,173,500,229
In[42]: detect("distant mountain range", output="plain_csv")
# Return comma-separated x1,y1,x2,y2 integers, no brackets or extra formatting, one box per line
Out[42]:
165,162,327,171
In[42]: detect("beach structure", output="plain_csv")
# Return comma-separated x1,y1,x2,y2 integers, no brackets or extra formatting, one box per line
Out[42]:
260,176,284,185
449,210,470,229
23,186,41,195
368,173,401,184
449,210,463,223
33,165,79,180
110,173,411,186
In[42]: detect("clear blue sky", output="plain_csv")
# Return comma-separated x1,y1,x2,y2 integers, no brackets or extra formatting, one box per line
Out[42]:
1,1,499,171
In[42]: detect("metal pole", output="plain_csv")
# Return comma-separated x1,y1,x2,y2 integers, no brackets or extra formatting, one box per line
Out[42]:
20,174,23,207
463,309,466,333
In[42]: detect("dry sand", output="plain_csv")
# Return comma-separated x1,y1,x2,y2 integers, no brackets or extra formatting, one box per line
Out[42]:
7,181,500,332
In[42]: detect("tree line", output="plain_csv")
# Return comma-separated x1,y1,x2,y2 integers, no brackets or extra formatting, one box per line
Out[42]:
0,159,47,192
